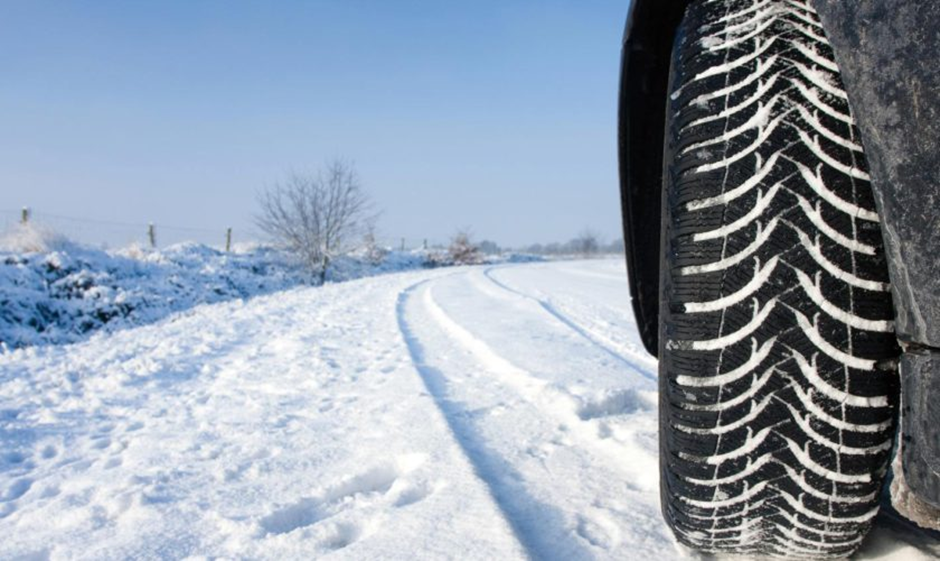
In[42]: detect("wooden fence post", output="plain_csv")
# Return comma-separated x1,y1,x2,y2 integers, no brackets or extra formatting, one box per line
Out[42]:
21,207,29,225
148,223,156,248
225,227,232,252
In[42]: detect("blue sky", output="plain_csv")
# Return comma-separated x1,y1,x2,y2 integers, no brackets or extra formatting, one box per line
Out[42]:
1,0,630,248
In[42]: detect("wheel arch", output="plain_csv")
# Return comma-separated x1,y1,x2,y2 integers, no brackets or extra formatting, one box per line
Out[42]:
617,0,691,358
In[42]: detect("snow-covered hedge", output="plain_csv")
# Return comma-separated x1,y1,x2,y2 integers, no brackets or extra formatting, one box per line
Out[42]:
0,241,306,350
0,229,542,350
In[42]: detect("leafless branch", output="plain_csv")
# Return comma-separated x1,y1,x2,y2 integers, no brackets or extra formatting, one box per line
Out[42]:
256,160,376,282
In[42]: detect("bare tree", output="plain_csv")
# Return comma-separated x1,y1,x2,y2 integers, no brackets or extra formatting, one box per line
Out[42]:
448,228,483,265
572,229,601,257
256,160,375,282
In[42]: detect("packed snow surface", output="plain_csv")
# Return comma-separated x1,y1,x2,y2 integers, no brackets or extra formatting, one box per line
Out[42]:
0,260,937,559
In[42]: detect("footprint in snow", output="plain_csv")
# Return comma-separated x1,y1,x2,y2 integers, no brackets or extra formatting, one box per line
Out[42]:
321,520,364,550
390,479,432,508
258,454,432,537
2,451,27,465
258,496,324,536
3,478,33,501
576,388,656,421
576,512,622,550
259,465,399,536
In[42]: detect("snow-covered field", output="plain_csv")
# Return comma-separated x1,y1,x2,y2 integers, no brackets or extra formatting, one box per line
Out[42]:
1,260,938,559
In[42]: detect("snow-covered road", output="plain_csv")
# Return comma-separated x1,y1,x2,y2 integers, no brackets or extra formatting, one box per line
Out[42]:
1,260,937,559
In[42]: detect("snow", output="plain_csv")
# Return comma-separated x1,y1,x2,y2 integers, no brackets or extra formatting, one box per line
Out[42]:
0,240,305,350
0,260,938,559
0,232,541,350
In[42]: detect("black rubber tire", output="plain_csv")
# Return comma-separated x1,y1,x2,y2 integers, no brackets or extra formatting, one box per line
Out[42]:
659,1,900,557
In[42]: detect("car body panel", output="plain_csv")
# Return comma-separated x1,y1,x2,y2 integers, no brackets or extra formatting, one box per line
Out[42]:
812,1,940,349
807,6,940,504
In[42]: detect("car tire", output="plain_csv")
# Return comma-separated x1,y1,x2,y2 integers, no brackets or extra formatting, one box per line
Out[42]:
659,0,900,557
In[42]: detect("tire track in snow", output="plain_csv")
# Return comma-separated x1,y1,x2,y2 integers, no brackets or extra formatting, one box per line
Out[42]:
397,272,672,559
482,267,656,382
396,279,591,560
418,279,660,490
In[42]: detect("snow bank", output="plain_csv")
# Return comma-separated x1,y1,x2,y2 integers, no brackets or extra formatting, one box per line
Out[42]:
0,241,305,350
0,230,543,350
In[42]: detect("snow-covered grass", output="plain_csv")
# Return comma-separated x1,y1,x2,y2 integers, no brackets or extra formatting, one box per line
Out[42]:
0,226,542,350
0,260,936,559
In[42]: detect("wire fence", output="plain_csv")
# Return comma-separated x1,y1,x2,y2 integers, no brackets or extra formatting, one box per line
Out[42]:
0,207,445,252
0,207,237,249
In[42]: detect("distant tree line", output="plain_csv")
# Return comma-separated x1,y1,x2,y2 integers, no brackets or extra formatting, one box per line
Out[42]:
446,229,626,258
516,230,625,257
